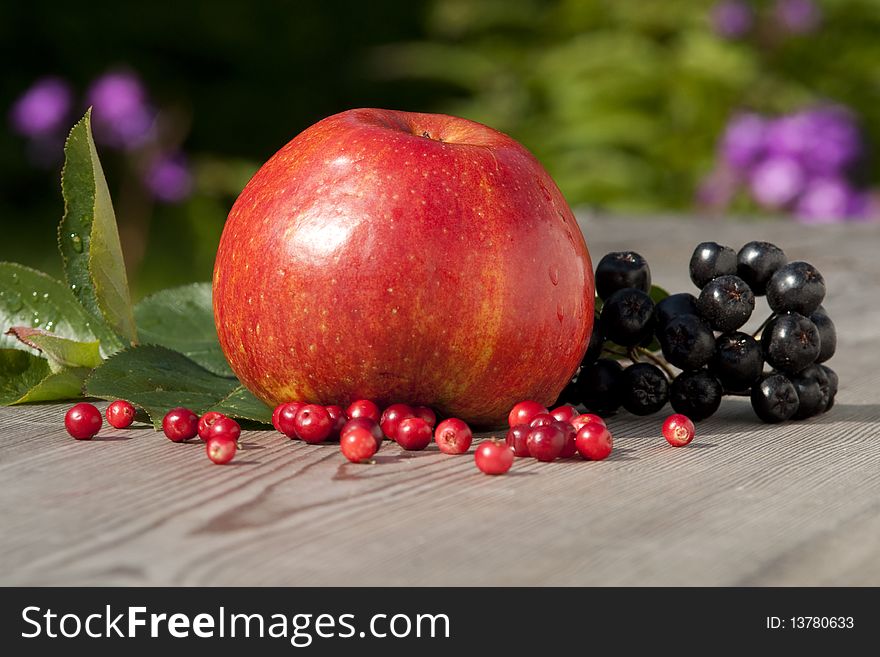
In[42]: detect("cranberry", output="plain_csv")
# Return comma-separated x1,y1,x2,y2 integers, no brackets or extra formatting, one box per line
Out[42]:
413,405,437,427
325,405,347,438
575,422,613,461
206,436,237,465
475,439,514,475
571,413,606,431
505,423,531,457
346,399,381,423
380,403,415,440
294,404,334,443
529,413,554,428
340,427,379,463
105,400,135,429
341,417,383,451
550,405,579,424
207,416,241,444
396,417,432,450
552,420,577,458
65,402,102,440
272,403,285,432
197,411,226,441
662,414,696,447
275,402,304,438
162,407,199,442
527,425,565,462
508,400,548,427
434,417,473,454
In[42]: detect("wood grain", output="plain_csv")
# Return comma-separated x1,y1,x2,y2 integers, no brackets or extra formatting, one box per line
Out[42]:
1,215,878,586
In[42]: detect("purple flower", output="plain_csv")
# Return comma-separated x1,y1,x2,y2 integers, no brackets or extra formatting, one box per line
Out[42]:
145,154,193,203
720,112,768,171
9,77,72,138
794,178,860,223
87,71,154,148
775,0,822,34
696,166,738,210
765,107,861,175
749,156,806,208
711,1,753,39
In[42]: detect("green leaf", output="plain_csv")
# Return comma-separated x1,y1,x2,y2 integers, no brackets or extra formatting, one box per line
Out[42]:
0,349,88,405
211,385,273,424
85,345,268,428
0,263,114,354
59,110,136,348
649,284,670,305
5,327,102,373
133,283,234,377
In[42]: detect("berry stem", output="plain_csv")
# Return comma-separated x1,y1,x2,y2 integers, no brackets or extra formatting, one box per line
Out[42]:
635,347,676,380
751,313,776,340
601,346,629,358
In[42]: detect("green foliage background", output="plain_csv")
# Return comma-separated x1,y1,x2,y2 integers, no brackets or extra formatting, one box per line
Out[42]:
2,0,879,297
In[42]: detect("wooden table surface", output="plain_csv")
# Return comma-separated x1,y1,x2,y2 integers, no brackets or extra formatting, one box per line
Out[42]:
2,215,878,586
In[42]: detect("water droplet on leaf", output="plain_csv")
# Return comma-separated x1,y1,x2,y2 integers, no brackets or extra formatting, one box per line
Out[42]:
69,233,83,253
5,291,23,312
31,313,41,327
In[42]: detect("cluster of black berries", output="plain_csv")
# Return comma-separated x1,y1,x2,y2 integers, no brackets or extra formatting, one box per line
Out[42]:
559,242,838,423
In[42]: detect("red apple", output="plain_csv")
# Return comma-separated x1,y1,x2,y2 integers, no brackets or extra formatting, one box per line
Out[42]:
213,108,594,426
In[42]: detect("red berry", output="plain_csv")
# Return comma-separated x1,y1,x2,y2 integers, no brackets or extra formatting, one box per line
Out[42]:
571,413,606,431
325,405,347,438
552,420,577,458
505,423,531,457
294,404,334,443
413,405,437,427
346,399,381,423
162,407,199,442
197,411,226,441
396,417,432,451
341,417,383,451
434,417,473,454
529,413,554,428
340,427,379,463
380,403,415,440
575,422,613,461
663,414,696,447
275,402,304,438
550,405,579,424
527,425,565,461
206,436,237,464
65,402,102,440
475,439,514,475
207,416,241,444
106,400,135,429
508,400,548,427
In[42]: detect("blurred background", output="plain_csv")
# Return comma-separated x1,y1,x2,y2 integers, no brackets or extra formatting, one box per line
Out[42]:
3,0,879,299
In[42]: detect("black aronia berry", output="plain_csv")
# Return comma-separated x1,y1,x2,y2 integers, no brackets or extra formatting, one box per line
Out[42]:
570,241,837,425
595,251,651,300
697,274,755,333
737,241,787,296
761,312,821,373
766,261,826,316
689,242,737,289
